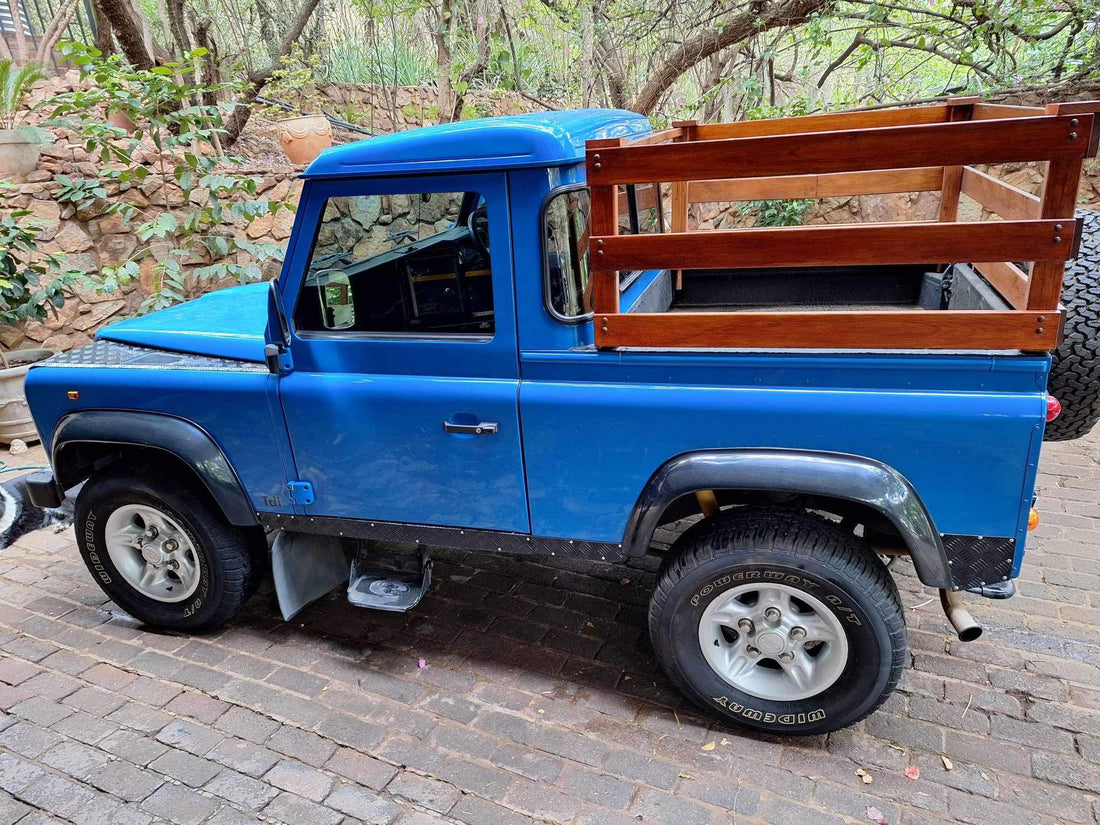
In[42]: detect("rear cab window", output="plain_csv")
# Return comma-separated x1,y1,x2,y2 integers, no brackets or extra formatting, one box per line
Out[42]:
543,183,664,320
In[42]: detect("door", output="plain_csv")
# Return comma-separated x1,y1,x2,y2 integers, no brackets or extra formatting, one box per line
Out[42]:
276,172,529,533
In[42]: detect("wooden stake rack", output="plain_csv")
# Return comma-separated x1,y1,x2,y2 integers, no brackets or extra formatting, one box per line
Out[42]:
585,98,1100,350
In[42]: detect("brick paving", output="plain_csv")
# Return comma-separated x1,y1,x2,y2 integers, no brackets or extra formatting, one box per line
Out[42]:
0,434,1095,825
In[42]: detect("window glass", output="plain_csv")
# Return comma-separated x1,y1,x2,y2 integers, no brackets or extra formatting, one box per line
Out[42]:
296,191,494,335
544,185,663,320
544,188,592,318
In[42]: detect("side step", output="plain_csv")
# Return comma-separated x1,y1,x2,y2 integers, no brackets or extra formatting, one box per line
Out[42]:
348,543,432,612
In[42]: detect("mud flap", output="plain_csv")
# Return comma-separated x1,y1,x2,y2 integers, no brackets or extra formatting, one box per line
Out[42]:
271,531,348,621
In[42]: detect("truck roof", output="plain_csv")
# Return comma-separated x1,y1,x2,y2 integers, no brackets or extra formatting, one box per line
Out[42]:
302,109,652,179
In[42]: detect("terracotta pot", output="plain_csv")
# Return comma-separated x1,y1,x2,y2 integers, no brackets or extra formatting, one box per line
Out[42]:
277,114,333,164
0,129,39,177
0,348,56,444
107,109,137,134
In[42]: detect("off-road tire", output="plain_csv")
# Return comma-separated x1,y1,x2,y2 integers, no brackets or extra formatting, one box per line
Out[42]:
1046,208,1100,441
75,465,259,632
649,509,906,735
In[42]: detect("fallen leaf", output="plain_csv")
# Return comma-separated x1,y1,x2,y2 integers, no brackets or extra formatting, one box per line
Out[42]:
980,771,991,781
620,578,631,585
417,658,427,669
855,768,873,785
586,621,595,628
678,772,693,779
537,708,545,714
888,744,905,753
701,742,716,752
941,755,954,771
721,738,731,745
866,805,889,824
905,765,920,780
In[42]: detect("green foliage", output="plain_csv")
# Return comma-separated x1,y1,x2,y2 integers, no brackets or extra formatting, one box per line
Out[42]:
739,199,813,227
0,60,46,139
0,183,80,329
265,46,323,117
48,42,292,315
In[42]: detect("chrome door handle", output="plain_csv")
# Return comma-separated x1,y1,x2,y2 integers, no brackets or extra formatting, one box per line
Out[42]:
443,421,499,435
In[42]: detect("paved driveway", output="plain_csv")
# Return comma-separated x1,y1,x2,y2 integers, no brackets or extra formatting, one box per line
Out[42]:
0,433,1096,825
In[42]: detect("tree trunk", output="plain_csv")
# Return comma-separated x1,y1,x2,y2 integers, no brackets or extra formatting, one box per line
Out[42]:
222,0,323,145
94,0,155,68
7,0,29,63
432,0,455,122
628,0,835,114
92,1,115,56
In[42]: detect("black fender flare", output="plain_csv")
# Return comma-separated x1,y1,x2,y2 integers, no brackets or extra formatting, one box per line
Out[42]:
621,449,950,588
51,410,258,527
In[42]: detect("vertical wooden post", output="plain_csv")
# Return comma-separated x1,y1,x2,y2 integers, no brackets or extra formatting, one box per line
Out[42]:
670,120,697,290
1027,103,1091,310
587,138,624,321
937,96,980,222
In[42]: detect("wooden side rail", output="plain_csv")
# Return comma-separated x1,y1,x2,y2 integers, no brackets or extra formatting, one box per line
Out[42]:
592,221,1077,272
588,116,1091,185
687,168,944,202
959,167,1040,220
595,311,1061,350
683,104,951,140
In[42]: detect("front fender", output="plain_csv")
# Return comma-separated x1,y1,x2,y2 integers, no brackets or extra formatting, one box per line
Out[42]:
51,410,258,527
621,449,950,588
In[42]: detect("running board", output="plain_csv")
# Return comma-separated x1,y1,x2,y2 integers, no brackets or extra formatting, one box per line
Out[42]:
348,544,431,612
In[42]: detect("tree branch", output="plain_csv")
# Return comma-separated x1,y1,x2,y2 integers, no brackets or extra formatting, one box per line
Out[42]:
222,0,324,145
628,0,835,115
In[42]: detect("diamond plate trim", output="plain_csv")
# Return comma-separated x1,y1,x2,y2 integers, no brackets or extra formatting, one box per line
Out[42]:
37,339,267,373
259,513,626,562
942,534,1015,590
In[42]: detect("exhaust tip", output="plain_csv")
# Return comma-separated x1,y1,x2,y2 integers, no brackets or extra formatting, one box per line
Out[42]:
957,625,982,642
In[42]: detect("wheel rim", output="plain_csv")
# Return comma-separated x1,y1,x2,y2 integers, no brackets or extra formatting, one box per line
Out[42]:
104,504,201,604
698,582,849,702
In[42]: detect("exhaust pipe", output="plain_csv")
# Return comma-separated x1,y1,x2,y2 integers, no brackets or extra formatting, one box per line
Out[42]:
940,589,982,642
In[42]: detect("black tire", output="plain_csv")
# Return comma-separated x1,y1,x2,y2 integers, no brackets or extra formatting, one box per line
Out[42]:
1046,208,1100,441
649,509,906,735
75,465,260,632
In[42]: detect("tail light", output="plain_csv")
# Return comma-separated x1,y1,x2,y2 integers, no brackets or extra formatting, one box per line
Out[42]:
1047,395,1062,422
1028,508,1040,531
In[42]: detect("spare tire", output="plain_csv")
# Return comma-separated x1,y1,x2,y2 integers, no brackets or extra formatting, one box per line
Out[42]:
1046,208,1100,442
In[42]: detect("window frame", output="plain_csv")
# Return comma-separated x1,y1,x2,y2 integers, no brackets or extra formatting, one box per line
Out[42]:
295,189,495,342
540,183,646,324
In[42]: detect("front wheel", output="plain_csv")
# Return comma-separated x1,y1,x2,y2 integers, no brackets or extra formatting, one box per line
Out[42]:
75,465,263,632
649,510,906,735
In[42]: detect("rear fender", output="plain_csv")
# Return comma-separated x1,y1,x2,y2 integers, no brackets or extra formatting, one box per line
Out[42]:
622,449,951,588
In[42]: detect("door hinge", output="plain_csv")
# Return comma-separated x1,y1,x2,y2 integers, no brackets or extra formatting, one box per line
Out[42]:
286,481,314,506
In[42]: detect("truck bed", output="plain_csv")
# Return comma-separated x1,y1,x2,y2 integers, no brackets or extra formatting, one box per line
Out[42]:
632,263,1009,317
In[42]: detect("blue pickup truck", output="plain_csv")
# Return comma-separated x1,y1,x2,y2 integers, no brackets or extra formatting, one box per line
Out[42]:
21,107,1100,735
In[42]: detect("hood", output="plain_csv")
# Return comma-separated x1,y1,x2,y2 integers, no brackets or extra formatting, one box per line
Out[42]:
97,283,269,363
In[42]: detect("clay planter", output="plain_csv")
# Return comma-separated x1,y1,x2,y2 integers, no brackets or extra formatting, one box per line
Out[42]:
277,114,332,164
0,129,39,177
107,109,138,134
0,348,56,444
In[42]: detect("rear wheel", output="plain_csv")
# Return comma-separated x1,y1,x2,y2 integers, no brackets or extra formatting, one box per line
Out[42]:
649,509,906,735
1046,208,1100,441
75,466,262,632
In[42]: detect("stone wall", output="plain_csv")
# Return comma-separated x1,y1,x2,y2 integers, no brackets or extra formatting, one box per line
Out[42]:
0,73,542,353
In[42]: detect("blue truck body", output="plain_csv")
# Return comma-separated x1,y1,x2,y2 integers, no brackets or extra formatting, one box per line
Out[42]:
26,108,1050,586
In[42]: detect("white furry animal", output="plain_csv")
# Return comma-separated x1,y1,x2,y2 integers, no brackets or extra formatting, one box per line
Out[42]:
0,474,74,551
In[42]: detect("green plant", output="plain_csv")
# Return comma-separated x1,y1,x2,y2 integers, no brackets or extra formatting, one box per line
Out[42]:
0,60,46,139
265,45,323,117
0,183,80,330
48,42,290,315
738,199,814,227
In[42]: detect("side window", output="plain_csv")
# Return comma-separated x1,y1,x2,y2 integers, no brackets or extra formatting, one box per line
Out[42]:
544,188,592,319
544,185,658,320
295,191,494,336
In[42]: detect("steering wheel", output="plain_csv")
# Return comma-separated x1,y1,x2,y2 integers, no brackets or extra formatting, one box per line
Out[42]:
467,204,490,259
